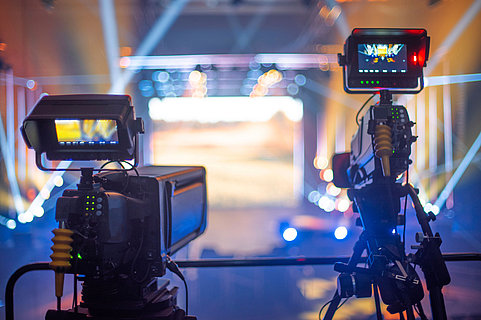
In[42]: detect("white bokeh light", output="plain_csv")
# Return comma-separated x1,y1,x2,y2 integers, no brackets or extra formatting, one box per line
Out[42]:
334,226,348,240
282,227,298,242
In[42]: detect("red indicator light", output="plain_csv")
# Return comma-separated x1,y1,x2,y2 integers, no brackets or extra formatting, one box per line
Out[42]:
405,29,426,35
412,53,418,65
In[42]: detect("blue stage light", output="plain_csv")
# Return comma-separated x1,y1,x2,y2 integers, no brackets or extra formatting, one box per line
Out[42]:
334,226,348,240
282,227,298,242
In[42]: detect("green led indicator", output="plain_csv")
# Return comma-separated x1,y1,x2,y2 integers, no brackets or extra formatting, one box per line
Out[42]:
376,81,380,84
361,81,364,84
371,81,374,84
77,253,83,260
87,196,90,199
92,196,95,199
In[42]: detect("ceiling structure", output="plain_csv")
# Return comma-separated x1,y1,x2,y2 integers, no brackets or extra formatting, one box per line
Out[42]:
1,0,479,90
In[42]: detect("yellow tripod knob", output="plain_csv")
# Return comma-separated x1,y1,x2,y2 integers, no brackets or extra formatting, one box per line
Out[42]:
374,124,393,177
50,228,74,303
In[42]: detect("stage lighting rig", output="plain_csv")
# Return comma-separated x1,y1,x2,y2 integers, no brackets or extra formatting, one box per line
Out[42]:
327,29,451,320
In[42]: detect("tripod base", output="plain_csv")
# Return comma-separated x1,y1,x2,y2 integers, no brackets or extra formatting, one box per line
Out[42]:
45,285,196,320
45,308,195,320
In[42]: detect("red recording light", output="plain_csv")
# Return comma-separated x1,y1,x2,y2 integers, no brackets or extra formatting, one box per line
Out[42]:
412,53,418,65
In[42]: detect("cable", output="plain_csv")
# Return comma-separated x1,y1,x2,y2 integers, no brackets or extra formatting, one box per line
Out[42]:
182,275,189,316
337,297,350,310
402,169,410,256
72,274,78,311
166,256,189,316
414,302,428,320
318,299,334,320
356,93,376,126
99,160,139,175
99,160,119,170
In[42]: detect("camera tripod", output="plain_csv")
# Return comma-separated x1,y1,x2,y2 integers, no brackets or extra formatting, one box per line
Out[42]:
322,181,451,320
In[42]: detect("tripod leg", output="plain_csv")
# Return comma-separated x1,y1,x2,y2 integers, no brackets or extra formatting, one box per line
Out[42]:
373,283,383,320
324,231,367,320
416,302,428,320
322,291,342,320
406,305,415,320
429,286,448,320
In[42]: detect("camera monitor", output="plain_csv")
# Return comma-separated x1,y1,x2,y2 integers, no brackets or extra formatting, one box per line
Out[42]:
339,28,430,94
21,94,144,164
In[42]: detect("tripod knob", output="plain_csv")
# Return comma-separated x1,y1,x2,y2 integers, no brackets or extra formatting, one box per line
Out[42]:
50,228,73,269
415,232,426,243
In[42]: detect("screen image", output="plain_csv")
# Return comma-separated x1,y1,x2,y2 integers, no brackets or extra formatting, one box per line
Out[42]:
55,119,119,144
358,43,407,73
149,96,303,208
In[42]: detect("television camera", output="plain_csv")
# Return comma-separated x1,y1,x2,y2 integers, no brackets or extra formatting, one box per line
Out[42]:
18,94,207,320
327,29,451,320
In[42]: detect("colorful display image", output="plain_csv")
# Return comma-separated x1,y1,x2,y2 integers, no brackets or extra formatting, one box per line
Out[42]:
149,96,303,208
358,43,407,73
55,119,118,143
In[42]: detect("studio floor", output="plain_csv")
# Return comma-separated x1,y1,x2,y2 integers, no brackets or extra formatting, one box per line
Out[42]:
1,207,481,320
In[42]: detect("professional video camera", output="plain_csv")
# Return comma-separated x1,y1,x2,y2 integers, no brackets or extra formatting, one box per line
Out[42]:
326,29,451,320
19,94,207,320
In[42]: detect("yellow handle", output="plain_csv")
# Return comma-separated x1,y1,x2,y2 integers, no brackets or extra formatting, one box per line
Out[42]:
50,228,73,300
55,272,65,298
374,124,393,177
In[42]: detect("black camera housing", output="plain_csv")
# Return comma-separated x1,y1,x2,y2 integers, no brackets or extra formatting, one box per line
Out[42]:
21,94,144,162
55,166,207,279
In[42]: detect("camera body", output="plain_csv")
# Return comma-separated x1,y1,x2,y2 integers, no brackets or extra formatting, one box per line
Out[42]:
347,102,415,188
56,166,207,280
21,95,208,317
334,28,429,189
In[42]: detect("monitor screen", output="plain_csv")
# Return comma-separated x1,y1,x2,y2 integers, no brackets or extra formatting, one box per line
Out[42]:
358,43,407,74
55,119,119,145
